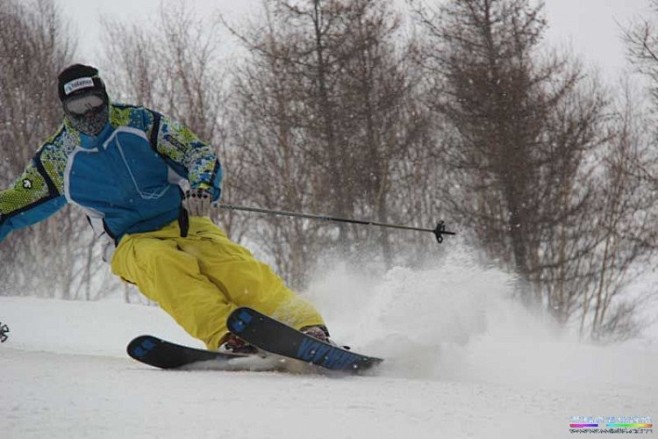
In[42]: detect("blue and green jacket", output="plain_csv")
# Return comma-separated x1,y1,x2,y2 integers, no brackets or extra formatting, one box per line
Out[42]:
0,103,222,245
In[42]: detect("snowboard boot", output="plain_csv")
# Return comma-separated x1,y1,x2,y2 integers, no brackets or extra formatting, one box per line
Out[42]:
220,334,258,355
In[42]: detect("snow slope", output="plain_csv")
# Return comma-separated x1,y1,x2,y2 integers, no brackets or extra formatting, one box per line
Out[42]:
1,258,656,439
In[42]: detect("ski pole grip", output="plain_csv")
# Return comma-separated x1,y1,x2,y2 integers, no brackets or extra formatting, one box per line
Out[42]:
178,207,189,238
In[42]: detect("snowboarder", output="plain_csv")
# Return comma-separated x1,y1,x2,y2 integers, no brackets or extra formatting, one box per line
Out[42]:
0,64,330,353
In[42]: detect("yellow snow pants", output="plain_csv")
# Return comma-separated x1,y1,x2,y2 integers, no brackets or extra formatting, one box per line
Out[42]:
111,217,325,349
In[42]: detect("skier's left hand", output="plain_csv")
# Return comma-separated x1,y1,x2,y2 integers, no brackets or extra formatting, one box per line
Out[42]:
182,188,213,217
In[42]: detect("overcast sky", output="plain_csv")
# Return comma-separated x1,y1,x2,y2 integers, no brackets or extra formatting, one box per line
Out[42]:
54,0,651,84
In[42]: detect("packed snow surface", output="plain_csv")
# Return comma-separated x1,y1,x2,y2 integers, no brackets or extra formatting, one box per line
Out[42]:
1,255,656,438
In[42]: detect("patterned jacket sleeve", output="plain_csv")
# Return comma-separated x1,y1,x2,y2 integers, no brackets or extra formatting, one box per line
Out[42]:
150,112,223,202
0,141,68,243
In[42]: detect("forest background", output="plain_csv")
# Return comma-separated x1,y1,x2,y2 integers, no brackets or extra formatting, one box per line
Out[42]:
1,0,657,342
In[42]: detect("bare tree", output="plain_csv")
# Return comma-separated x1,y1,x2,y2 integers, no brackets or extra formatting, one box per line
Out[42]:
624,0,658,106
581,84,657,340
412,0,653,340
101,1,224,143
412,0,605,288
101,20,159,107
224,0,433,286
623,0,658,251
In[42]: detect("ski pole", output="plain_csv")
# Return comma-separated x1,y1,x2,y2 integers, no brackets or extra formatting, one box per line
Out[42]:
218,204,456,244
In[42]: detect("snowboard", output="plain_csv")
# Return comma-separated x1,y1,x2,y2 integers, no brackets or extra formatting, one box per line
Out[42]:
226,307,383,373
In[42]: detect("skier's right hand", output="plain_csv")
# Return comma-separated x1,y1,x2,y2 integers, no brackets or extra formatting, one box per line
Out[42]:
182,188,212,217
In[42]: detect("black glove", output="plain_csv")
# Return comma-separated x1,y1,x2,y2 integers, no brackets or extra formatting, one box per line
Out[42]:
182,188,213,217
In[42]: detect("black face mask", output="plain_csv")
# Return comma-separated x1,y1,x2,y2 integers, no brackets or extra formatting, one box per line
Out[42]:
63,92,109,136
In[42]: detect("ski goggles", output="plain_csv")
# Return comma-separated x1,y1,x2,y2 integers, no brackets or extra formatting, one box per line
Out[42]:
63,92,106,115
